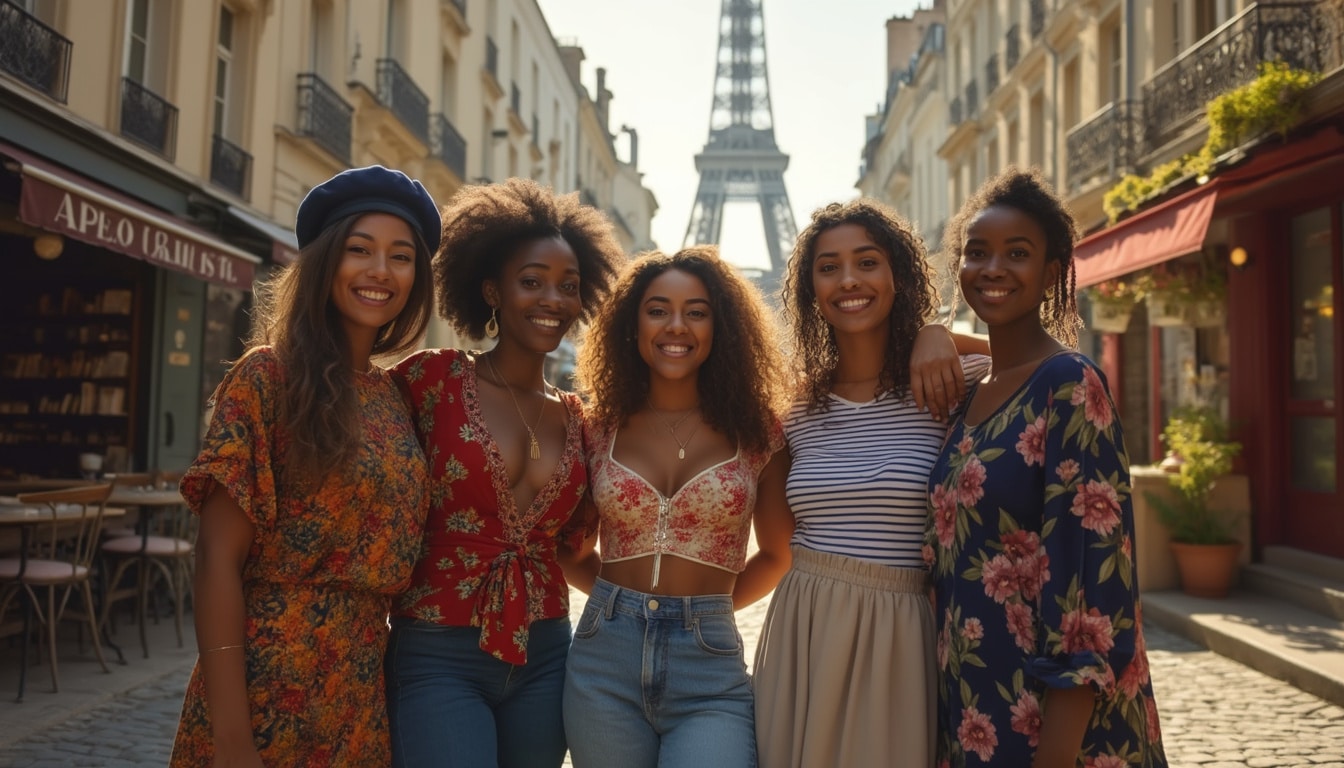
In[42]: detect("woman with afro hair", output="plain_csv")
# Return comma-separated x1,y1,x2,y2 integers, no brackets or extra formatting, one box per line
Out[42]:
384,178,626,768
752,198,990,768
561,246,794,767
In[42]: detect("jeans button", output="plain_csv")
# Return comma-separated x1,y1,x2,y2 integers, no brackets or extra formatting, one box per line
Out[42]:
648,598,660,610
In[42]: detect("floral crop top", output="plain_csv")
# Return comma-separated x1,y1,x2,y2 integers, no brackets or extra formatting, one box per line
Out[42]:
585,420,784,588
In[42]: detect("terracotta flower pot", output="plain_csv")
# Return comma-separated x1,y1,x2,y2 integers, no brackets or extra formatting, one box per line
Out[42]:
1169,541,1242,598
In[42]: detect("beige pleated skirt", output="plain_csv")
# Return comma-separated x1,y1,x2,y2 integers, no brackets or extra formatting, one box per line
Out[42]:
752,546,935,768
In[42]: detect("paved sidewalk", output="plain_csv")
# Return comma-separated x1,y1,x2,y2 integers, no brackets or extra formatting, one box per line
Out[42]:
3,585,1344,766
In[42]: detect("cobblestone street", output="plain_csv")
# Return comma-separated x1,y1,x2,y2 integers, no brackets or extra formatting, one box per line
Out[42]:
2,592,1343,767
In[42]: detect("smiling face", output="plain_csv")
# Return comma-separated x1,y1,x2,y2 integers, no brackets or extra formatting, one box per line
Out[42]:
637,268,714,388
330,212,417,346
811,222,897,339
959,204,1059,332
485,236,582,355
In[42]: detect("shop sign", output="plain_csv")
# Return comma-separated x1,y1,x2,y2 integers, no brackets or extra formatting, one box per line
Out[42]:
19,174,255,289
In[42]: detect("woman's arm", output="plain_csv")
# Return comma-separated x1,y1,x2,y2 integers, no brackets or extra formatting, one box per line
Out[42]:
559,530,602,594
732,450,793,609
193,487,264,767
1032,686,1096,768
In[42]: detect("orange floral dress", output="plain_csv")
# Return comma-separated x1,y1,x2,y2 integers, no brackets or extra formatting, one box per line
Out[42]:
170,347,428,767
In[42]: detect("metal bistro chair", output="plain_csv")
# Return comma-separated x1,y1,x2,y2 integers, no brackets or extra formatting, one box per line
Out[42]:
0,483,113,699
99,471,195,659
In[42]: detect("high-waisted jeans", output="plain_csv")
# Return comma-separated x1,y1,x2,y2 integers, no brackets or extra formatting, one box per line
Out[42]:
385,616,571,768
562,577,756,767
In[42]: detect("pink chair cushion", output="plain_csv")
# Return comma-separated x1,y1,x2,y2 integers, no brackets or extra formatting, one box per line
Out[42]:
101,535,193,557
0,559,89,584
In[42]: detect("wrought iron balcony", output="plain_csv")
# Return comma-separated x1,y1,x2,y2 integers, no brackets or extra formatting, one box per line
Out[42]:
377,58,430,145
510,82,521,117
965,80,979,118
1005,24,1021,71
432,113,467,179
0,2,71,102
1030,0,1046,39
949,96,963,125
1142,2,1344,149
485,36,499,80
119,77,177,160
296,73,352,163
1066,101,1144,190
210,134,252,200
985,53,1000,94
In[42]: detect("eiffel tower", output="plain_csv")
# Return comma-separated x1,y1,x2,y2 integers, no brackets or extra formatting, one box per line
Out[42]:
683,0,797,292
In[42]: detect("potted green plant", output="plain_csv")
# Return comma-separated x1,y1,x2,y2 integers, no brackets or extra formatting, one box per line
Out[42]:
1083,278,1144,334
1137,263,1195,327
1146,406,1243,597
1187,262,1227,328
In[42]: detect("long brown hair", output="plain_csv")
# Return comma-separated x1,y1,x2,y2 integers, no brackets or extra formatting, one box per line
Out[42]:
248,212,433,482
576,247,788,454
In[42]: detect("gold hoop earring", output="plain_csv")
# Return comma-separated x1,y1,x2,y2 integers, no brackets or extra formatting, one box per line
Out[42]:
485,307,499,339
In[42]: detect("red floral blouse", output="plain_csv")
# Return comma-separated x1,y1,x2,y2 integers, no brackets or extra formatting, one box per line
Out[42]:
391,348,588,664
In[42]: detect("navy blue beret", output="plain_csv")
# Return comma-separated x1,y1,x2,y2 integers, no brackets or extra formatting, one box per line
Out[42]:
295,165,441,253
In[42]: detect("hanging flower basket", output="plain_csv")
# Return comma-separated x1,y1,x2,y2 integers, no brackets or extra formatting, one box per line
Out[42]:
1190,298,1226,328
1147,293,1190,327
1090,301,1135,333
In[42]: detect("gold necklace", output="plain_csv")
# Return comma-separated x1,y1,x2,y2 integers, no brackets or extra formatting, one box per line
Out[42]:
484,353,547,460
648,401,700,460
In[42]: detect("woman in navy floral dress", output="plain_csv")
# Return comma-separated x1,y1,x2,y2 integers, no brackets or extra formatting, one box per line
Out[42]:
926,168,1167,768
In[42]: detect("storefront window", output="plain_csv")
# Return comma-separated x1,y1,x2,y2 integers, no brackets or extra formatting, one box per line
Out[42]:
1291,417,1337,493
201,284,250,412
1289,208,1335,401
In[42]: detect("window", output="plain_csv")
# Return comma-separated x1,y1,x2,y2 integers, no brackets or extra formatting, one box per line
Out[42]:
214,6,234,138
1028,90,1044,168
1103,20,1122,104
123,0,168,91
441,52,458,121
1062,57,1080,130
385,0,404,58
1007,118,1019,164
126,0,151,84
309,0,334,78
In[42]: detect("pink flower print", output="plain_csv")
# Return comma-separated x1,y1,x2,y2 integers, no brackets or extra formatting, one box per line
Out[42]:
1056,459,1080,483
1060,606,1116,655
1145,694,1163,744
958,436,974,455
931,485,958,549
937,614,952,670
1071,480,1122,535
1014,551,1051,601
1070,367,1115,430
1085,756,1128,768
1016,415,1047,467
981,554,1021,603
922,543,935,568
1121,534,1133,562
1118,644,1150,699
1005,601,1036,652
961,617,984,641
1009,690,1042,747
956,455,987,506
957,707,998,762
999,530,1040,561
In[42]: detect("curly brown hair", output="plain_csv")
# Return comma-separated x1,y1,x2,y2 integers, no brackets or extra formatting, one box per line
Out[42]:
942,167,1082,347
433,178,626,338
782,199,939,413
249,212,433,483
575,246,788,454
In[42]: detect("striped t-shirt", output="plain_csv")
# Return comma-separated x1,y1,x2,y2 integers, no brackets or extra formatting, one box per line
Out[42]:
785,355,991,569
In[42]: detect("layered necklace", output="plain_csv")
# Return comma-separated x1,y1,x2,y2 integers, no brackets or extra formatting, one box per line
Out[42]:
647,400,700,460
484,353,548,460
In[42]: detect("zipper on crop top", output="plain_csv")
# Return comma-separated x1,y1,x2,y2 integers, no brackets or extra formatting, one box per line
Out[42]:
651,496,671,589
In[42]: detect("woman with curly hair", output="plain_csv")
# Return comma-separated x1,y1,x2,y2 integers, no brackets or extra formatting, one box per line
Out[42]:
384,178,626,768
926,168,1166,767
561,246,793,767
752,198,990,768
174,166,437,766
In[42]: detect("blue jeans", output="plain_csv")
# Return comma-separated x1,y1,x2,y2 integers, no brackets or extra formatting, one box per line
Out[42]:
562,578,756,768
385,616,571,768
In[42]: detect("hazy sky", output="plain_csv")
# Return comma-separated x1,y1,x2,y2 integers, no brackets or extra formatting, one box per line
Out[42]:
537,0,923,272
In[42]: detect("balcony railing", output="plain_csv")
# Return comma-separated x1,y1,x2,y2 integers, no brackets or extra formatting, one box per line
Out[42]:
296,73,352,163
119,77,177,160
965,80,979,118
0,2,71,102
1030,0,1046,39
1141,2,1343,149
485,36,499,80
377,58,430,144
985,53,1000,94
210,134,252,200
949,95,963,125
432,113,467,179
1066,100,1144,190
1005,24,1021,71
510,82,521,117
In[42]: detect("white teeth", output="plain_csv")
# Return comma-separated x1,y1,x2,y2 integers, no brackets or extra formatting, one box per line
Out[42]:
355,288,391,301
838,298,869,309
533,317,561,328
662,345,690,354
981,289,1011,298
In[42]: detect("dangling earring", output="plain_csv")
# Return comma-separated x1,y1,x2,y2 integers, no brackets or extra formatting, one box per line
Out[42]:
485,307,500,339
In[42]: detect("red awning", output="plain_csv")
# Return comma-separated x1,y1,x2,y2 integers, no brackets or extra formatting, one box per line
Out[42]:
1073,183,1218,288
0,142,259,288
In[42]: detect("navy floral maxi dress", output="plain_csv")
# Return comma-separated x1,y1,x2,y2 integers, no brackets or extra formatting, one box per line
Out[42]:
925,353,1167,767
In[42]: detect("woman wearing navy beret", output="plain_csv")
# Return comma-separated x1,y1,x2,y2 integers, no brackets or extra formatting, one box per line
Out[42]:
172,165,438,766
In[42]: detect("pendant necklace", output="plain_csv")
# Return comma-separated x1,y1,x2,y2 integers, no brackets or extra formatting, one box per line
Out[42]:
648,400,700,460
484,353,547,460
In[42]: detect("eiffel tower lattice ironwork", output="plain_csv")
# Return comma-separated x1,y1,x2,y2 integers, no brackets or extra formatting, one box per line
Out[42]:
683,0,797,288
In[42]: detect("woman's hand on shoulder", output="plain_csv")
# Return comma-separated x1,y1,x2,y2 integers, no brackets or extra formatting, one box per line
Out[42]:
910,324,966,422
